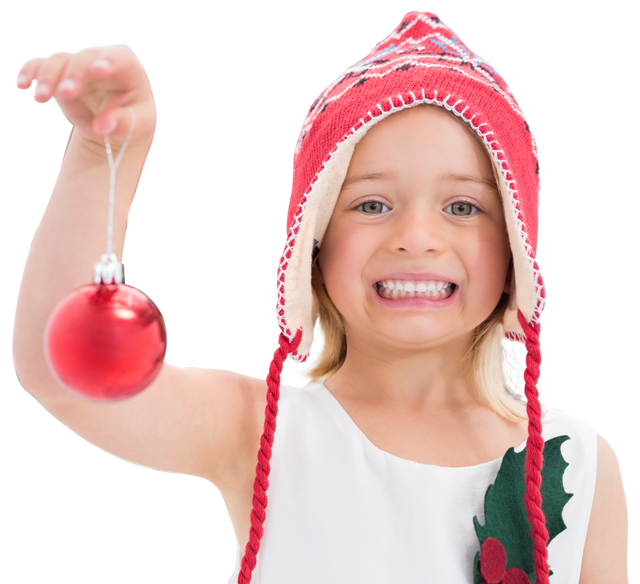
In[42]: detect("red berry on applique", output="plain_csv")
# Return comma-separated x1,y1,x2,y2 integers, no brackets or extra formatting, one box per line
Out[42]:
502,567,530,584
480,537,507,583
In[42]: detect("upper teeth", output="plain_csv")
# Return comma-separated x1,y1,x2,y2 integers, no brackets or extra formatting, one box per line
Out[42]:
378,280,452,291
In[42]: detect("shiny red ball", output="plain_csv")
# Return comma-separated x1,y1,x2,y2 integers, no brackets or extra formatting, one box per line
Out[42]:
45,283,167,401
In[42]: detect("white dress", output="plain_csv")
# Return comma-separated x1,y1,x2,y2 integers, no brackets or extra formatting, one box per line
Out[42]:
229,380,597,583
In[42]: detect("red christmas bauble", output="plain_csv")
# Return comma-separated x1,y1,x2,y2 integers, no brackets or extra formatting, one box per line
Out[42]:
45,283,167,401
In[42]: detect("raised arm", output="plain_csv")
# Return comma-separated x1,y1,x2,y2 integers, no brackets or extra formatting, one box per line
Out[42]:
14,46,157,399
12,47,265,497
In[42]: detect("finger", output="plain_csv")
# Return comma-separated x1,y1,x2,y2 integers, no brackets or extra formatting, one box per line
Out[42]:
53,48,104,101
55,47,134,107
16,58,45,89
32,52,73,103
87,46,141,91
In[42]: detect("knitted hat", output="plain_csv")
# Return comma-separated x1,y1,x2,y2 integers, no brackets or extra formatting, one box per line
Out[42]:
240,12,549,584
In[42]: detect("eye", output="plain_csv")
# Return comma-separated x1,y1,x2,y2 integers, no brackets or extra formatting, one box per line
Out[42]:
446,201,478,216
355,199,480,217
357,201,390,214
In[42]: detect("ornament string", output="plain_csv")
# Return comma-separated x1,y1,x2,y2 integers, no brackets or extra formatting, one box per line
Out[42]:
104,107,136,253
94,108,136,285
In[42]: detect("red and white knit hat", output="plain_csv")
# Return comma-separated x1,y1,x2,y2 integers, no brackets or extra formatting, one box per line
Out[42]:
240,12,550,584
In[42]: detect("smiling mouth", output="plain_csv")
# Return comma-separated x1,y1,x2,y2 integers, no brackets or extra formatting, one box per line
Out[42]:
375,279,456,300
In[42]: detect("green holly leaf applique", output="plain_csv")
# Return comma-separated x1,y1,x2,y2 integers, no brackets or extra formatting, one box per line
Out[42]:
472,435,573,584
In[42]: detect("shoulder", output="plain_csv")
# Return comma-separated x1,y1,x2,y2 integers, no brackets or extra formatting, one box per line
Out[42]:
578,435,628,583
244,376,299,440
541,398,601,437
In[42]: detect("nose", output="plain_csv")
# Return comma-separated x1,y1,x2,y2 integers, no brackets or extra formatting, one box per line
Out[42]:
388,207,446,256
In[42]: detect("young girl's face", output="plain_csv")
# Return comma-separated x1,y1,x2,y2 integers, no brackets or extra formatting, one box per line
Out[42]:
317,105,511,352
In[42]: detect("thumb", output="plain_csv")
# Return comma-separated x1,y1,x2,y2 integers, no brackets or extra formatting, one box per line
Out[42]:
92,107,136,145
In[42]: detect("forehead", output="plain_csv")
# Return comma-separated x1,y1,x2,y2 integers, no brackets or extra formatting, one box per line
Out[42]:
345,105,495,182
363,103,487,153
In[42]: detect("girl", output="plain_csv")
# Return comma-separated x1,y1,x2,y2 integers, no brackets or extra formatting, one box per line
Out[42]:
12,11,628,584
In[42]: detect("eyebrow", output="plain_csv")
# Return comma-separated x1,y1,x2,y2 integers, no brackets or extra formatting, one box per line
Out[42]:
340,171,498,192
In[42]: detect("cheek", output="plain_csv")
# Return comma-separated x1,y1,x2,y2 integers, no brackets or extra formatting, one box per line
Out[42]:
465,226,511,297
488,256,511,299
319,226,372,311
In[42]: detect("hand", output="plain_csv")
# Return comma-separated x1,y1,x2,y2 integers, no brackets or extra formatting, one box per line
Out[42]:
16,45,156,151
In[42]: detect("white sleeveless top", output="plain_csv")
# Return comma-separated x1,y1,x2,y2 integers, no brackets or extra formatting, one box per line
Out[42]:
229,381,597,583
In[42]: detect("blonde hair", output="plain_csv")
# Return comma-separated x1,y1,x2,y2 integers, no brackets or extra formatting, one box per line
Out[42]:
309,272,525,421
308,106,527,422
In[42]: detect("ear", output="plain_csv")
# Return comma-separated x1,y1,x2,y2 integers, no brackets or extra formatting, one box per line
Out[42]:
312,251,324,281
503,259,514,294
311,262,323,325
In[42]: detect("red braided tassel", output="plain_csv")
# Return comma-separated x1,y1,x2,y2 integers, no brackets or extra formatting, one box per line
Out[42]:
237,330,302,584
517,310,549,584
